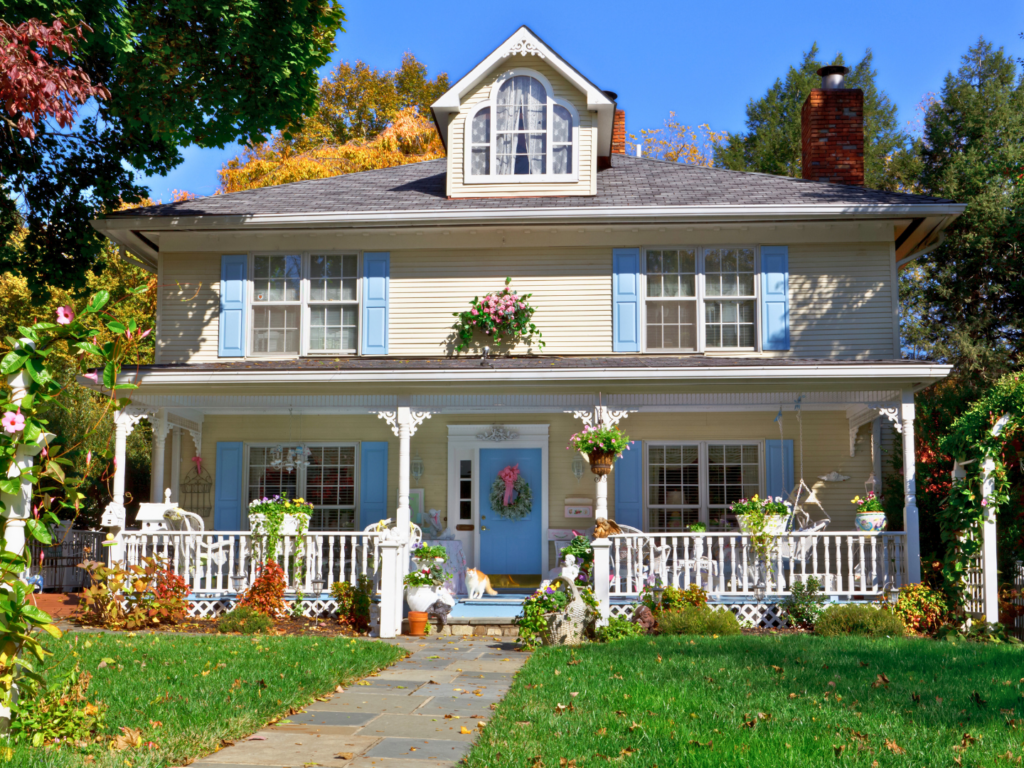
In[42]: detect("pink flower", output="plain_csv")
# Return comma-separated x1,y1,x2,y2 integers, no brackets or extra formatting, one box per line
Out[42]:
139,328,151,339
86,451,92,467
981,498,988,506
56,305,75,325
83,370,99,383
2,410,25,434
471,309,478,316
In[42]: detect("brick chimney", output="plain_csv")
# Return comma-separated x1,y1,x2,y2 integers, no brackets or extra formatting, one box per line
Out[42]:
801,66,864,186
611,109,626,155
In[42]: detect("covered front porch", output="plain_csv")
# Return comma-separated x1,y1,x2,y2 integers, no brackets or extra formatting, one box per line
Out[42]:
96,364,937,635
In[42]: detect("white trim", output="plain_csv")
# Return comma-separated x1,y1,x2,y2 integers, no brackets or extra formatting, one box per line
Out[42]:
92,203,968,236
447,424,550,574
889,240,901,359
104,361,953,388
463,68,581,185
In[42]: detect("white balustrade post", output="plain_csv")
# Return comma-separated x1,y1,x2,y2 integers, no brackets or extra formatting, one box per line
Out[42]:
378,540,401,638
150,408,169,503
591,538,611,627
900,390,922,584
980,414,1010,624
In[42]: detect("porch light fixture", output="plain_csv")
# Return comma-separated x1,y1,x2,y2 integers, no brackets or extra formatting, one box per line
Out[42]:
231,572,246,593
269,444,312,474
310,578,326,595
411,453,424,481
572,455,585,483
864,472,876,498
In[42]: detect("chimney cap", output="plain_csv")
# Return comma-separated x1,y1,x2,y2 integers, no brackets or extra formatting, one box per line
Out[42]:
816,65,850,90
602,90,618,102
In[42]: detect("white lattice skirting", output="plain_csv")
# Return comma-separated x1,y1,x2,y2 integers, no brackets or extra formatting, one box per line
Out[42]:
609,601,785,629
188,598,339,619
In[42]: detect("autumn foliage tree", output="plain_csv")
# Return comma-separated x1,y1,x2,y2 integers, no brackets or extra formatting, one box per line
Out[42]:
627,113,726,166
219,53,448,193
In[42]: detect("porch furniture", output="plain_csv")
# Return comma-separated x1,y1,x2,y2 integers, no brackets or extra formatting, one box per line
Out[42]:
423,538,467,596
363,519,423,593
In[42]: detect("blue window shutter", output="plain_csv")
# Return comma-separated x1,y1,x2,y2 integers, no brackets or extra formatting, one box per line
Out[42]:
761,245,790,350
613,441,644,529
612,248,641,352
362,252,390,355
360,441,389,527
213,442,244,530
219,255,247,357
765,439,794,501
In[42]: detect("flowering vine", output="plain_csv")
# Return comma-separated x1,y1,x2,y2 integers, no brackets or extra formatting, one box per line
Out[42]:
451,277,544,353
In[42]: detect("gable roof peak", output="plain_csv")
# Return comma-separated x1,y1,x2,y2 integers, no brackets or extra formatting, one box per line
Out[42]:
430,25,616,155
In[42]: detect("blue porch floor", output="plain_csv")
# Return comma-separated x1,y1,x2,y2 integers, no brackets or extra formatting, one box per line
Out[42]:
447,593,637,620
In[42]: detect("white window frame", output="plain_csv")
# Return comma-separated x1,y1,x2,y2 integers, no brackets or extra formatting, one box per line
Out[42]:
247,252,362,358
463,68,581,185
640,245,762,354
643,440,765,532
243,442,361,531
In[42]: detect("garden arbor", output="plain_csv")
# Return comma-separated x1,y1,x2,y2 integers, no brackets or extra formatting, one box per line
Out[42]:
939,374,1024,624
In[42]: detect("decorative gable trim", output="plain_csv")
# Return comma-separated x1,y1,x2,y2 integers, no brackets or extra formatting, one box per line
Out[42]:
431,25,615,153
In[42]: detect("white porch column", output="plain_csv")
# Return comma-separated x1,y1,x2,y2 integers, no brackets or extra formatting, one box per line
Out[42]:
377,539,401,638
396,407,412,533
591,538,611,626
594,475,609,520
900,390,921,583
2,369,44,559
170,427,182,504
150,408,169,503
979,414,1008,624
105,406,152,565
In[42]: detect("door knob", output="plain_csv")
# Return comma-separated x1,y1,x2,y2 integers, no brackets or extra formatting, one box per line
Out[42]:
481,515,486,520
482,526,487,531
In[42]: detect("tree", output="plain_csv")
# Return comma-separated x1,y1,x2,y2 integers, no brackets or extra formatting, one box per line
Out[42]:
627,113,726,166
715,45,908,190
218,53,448,193
908,39,1024,378
0,1,345,290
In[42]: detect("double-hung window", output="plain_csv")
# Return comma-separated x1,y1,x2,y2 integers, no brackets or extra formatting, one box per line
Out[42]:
250,253,359,356
643,246,758,352
645,441,762,532
245,444,357,531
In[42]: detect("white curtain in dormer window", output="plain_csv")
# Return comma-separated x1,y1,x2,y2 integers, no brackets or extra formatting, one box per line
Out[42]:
471,107,490,175
496,76,547,175
552,105,572,174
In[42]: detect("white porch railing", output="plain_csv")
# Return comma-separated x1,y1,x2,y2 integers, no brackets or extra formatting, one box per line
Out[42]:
119,531,381,594
605,532,908,599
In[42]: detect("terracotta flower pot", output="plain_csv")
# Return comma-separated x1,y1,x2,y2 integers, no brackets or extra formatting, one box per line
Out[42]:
407,611,428,636
588,450,615,476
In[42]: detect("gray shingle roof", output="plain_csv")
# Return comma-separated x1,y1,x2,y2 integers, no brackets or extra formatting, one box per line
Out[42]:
114,155,953,218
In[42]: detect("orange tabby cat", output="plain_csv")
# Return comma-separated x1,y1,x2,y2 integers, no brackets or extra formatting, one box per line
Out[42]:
465,568,498,599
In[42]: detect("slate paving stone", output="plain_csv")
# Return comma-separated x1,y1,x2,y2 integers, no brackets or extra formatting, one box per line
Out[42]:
364,737,471,761
375,669,459,682
353,679,429,694
357,714,478,741
409,699,496,718
278,710,378,726
347,758,456,768
309,693,432,715
453,672,516,682
446,660,525,673
196,731,380,764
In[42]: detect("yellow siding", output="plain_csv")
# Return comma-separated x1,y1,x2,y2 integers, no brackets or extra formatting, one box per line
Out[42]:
156,252,220,364
391,248,611,355
786,242,896,359
446,56,597,198
185,411,870,533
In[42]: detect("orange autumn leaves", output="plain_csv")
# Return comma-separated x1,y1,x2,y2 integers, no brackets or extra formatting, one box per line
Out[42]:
218,54,448,194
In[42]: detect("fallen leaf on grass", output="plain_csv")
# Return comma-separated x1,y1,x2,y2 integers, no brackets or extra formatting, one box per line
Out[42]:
833,745,846,757
530,756,545,768
884,739,906,755
687,740,713,749
554,703,575,715
110,727,143,751
559,760,578,767
871,674,890,689
971,691,987,708
596,728,607,735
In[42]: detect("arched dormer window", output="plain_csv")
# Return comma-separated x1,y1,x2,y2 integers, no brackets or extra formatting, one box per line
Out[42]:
466,70,579,183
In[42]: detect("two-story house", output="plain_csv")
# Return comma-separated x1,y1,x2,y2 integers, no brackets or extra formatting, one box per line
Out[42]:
90,27,960,628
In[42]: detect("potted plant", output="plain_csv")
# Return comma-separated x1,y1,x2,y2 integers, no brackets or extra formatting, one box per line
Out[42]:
732,495,793,537
451,277,544,354
515,579,598,648
404,544,449,617
248,495,312,565
568,425,632,476
852,492,887,532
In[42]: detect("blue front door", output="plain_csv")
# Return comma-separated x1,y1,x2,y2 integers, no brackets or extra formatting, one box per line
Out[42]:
479,448,542,576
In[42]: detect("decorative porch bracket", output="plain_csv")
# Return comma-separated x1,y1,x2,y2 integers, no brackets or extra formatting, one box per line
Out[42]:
565,405,637,521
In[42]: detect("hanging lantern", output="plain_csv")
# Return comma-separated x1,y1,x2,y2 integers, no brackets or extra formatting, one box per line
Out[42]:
571,455,585,482
864,472,876,498
411,454,424,481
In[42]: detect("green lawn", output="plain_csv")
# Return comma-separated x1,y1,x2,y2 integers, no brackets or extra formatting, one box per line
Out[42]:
468,635,1024,767
13,630,404,768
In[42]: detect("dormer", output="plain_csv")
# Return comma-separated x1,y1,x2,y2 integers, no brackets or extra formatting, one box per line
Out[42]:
431,26,616,198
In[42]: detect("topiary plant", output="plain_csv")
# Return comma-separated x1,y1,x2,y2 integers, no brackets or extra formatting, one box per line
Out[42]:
217,605,275,635
814,604,906,638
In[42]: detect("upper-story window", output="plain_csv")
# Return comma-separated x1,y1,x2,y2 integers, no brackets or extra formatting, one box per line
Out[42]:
250,253,360,356
466,70,579,183
643,246,759,352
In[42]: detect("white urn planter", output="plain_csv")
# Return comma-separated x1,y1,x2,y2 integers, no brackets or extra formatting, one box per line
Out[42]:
405,585,439,613
249,513,304,536
737,513,793,536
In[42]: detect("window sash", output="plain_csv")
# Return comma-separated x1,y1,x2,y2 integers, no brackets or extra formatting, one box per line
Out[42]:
644,441,763,533
642,246,761,353
248,253,360,357
245,443,358,531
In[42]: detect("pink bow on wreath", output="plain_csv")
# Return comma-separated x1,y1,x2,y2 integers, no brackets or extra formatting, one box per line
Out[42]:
192,455,203,475
499,464,520,506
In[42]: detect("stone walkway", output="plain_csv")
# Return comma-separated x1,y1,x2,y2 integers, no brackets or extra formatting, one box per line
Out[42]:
191,635,528,768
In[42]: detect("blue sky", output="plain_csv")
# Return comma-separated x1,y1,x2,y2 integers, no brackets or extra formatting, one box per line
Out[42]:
140,0,1024,203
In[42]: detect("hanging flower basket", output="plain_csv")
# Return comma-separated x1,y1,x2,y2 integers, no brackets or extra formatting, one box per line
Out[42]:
568,424,632,476
586,450,616,476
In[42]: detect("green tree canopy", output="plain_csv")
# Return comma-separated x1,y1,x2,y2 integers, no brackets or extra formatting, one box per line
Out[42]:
714,44,908,190
0,0,345,290
907,39,1024,377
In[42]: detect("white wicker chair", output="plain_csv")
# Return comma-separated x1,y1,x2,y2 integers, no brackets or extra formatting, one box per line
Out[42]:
362,519,424,593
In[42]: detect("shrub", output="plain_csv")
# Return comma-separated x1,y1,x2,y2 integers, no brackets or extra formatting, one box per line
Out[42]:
595,616,644,642
217,605,275,635
515,581,599,649
238,560,287,617
658,605,741,636
11,665,107,747
640,584,707,615
814,604,906,638
331,576,374,632
780,576,828,628
78,555,190,629
893,584,948,634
